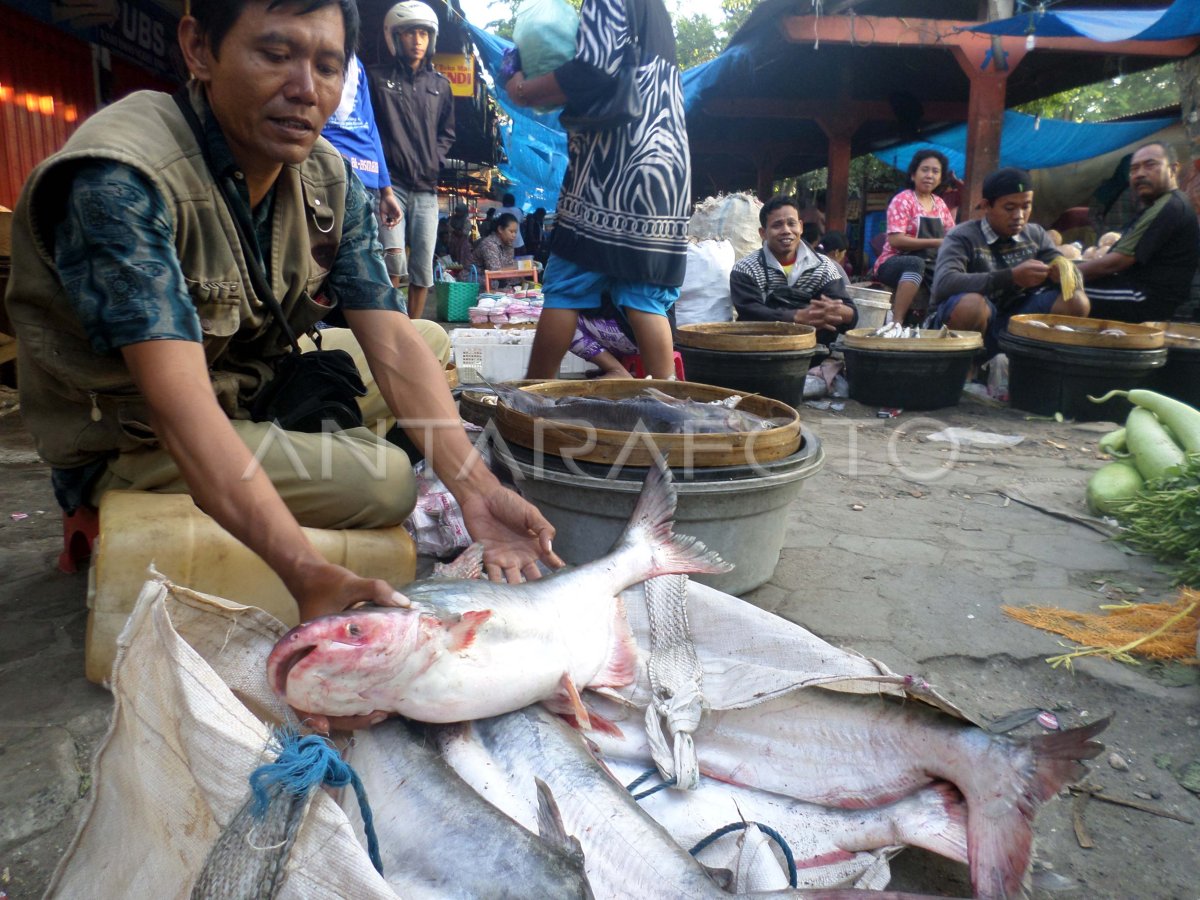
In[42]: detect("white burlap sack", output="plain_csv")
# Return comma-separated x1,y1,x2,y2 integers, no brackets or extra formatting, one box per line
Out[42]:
676,240,735,326
46,579,395,900
688,193,763,261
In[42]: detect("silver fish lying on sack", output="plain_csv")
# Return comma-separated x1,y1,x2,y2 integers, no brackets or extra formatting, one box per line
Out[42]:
584,689,1107,900
266,462,731,725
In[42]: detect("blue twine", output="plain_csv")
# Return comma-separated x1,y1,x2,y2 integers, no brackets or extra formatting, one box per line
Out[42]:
249,728,384,876
625,768,678,800
688,821,798,888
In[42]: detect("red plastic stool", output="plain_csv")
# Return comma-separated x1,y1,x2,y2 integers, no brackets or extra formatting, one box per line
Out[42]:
59,505,100,573
622,351,685,380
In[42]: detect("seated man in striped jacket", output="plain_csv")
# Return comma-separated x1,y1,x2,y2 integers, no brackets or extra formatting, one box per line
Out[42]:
729,195,858,344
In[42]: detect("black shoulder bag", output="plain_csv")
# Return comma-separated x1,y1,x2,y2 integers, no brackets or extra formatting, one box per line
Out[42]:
172,91,366,434
559,5,643,131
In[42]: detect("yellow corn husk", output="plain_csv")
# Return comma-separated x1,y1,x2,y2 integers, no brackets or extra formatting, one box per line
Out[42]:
1051,256,1078,303
1002,589,1200,670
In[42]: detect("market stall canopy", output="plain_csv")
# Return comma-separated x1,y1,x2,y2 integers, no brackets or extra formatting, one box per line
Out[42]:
463,20,569,211
966,0,1200,42
874,110,1177,177
682,0,1196,205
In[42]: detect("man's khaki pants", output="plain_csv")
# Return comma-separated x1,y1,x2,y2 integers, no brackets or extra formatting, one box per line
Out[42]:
91,323,452,529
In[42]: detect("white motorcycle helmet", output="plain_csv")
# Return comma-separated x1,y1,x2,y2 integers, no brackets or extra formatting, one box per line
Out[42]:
384,1,439,58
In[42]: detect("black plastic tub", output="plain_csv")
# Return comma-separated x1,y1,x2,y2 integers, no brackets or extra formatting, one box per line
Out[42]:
1157,343,1200,408
998,331,1168,421
676,345,819,407
842,345,977,409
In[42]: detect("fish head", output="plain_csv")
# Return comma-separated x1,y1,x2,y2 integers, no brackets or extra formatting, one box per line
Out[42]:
266,608,427,711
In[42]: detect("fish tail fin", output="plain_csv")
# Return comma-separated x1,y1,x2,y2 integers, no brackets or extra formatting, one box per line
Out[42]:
894,782,969,865
621,461,732,577
967,717,1108,899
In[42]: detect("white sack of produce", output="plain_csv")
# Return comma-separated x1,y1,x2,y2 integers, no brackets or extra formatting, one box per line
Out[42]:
688,192,764,260
512,0,579,80
676,239,735,325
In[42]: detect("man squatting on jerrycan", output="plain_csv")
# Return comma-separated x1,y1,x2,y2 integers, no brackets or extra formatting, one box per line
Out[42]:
3,0,565,731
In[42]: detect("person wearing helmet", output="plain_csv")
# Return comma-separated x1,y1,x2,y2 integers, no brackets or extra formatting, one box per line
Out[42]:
368,1,455,320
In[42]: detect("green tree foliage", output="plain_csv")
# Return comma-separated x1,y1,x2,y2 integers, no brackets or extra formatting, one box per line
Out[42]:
720,0,758,36
674,12,724,69
1017,63,1179,122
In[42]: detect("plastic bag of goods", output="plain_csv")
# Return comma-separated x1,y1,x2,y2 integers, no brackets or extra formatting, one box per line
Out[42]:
513,0,579,80
688,192,764,260
676,239,735,325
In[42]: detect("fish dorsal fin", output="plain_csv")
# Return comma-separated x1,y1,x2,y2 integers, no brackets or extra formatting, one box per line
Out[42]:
445,609,492,652
534,777,588,863
433,543,485,580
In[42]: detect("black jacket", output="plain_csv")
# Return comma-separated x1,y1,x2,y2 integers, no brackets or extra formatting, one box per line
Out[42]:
367,61,455,192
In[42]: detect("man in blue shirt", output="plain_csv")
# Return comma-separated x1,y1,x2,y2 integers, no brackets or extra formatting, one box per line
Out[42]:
322,52,407,287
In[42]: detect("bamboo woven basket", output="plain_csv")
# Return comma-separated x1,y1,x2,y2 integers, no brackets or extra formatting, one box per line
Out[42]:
1142,321,1200,348
675,322,817,352
1007,314,1164,349
842,327,983,352
491,379,802,467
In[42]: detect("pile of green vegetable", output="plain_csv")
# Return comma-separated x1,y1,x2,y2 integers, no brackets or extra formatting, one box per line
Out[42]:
1086,389,1200,586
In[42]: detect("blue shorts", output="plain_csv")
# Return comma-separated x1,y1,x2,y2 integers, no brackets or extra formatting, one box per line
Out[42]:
929,286,1059,356
542,254,679,316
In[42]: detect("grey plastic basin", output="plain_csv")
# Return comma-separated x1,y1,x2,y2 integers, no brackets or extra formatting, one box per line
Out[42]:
494,428,824,595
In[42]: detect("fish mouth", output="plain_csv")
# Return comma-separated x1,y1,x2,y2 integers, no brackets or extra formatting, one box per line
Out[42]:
270,641,316,697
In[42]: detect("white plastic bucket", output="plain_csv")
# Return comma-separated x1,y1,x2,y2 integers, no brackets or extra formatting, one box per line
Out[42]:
847,286,892,331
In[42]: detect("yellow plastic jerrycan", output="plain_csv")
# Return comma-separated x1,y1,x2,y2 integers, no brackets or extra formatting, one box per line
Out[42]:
85,490,416,686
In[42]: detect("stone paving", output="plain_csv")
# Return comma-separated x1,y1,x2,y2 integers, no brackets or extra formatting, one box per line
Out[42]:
1,390,1198,898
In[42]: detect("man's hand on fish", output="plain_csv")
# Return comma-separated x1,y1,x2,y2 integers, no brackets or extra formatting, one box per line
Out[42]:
292,561,411,623
459,485,564,582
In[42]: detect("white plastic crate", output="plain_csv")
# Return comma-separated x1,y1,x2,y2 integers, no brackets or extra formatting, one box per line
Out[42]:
450,328,593,382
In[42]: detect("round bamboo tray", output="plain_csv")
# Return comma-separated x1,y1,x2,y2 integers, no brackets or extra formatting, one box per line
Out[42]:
1142,321,1200,348
675,322,817,352
491,379,802,467
459,380,543,429
1007,314,1164,349
842,327,983,352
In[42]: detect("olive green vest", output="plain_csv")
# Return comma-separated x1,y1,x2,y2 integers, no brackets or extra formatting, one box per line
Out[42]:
4,84,348,468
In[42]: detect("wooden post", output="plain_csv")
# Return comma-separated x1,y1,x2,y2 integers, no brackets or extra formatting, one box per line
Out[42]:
951,41,1027,217
821,127,854,233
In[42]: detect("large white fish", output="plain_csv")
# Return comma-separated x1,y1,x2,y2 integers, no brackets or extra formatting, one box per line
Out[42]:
582,691,1106,900
601,757,967,888
266,463,731,724
434,705,951,900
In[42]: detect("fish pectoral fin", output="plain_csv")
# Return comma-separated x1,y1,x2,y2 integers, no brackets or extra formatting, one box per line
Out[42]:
445,609,492,652
557,674,593,731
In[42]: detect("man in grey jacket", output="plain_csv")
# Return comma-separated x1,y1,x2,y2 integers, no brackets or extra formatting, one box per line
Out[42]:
930,167,1089,355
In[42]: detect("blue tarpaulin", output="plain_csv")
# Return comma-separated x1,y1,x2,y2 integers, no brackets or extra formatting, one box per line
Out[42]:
874,110,1177,177
464,22,569,211
967,0,1200,42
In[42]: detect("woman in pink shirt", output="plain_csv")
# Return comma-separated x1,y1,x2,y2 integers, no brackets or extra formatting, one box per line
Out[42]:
874,149,958,324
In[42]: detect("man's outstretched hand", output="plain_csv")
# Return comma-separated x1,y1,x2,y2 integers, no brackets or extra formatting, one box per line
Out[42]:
459,485,565,583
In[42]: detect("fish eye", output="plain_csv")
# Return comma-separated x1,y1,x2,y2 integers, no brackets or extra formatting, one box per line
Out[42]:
347,622,361,637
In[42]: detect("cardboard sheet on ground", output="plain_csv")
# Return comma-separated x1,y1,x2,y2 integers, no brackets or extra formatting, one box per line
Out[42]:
48,576,962,897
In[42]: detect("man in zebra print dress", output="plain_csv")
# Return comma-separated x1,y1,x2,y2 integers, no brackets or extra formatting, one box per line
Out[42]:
505,0,690,380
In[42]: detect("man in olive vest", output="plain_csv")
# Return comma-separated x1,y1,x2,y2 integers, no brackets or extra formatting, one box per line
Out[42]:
4,0,561,672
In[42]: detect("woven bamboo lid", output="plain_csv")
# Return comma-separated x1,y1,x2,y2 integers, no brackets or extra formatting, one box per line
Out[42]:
675,322,817,352
1007,314,1164,349
842,327,983,352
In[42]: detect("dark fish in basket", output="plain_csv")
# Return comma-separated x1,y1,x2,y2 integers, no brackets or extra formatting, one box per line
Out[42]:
487,383,786,433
